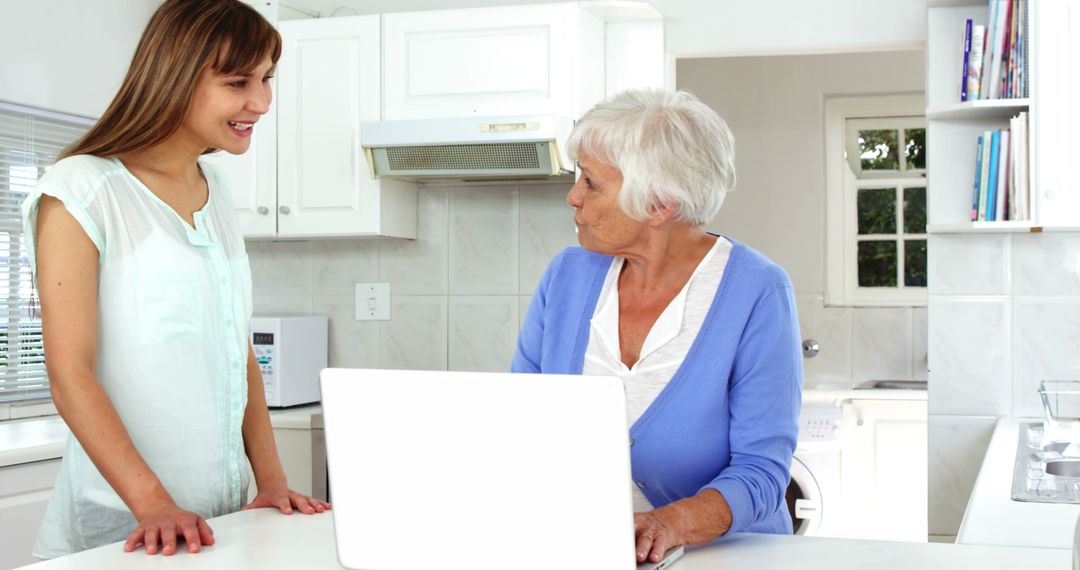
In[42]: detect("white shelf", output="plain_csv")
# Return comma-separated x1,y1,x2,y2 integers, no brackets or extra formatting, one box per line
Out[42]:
926,99,1031,120
927,0,986,7
928,222,1080,234
927,221,1034,234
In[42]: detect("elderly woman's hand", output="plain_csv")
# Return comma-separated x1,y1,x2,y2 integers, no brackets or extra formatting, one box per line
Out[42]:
633,489,733,564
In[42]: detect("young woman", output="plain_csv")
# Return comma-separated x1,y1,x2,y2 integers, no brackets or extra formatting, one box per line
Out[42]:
23,0,328,558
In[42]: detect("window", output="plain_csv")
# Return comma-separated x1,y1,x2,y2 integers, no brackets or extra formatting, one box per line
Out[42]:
0,101,93,403
825,95,927,306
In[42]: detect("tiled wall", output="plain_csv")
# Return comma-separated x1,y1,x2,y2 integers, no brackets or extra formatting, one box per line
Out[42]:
247,181,577,373
796,295,928,387
927,232,1080,538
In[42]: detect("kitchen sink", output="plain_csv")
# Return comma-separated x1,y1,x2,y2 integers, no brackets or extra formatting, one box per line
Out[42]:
1011,422,1080,504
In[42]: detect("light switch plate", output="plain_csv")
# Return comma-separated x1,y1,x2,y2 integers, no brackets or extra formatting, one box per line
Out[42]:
355,282,390,321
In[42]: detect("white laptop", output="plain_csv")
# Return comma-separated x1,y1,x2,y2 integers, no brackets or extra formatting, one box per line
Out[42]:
320,368,684,570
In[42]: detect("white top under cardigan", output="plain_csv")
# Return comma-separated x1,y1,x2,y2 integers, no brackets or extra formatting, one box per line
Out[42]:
22,155,254,557
583,237,733,512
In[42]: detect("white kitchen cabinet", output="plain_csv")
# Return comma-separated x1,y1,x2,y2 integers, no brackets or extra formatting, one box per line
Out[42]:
381,2,666,122
201,111,278,238
839,398,927,542
276,16,417,239
382,4,604,121
271,427,312,497
1031,0,1080,226
0,458,60,569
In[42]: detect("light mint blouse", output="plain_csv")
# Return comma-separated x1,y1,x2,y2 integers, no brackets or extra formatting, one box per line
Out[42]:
21,155,254,558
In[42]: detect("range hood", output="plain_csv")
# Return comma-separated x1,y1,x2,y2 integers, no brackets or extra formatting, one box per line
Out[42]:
361,115,573,179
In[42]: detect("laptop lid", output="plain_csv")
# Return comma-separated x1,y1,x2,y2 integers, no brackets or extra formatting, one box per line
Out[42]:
320,368,638,570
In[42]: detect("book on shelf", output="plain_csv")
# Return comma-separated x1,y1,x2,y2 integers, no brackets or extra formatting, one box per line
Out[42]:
965,0,1027,101
967,24,987,100
986,130,1001,220
995,129,1010,221
969,112,1029,222
971,134,984,221
977,129,993,221
961,19,972,101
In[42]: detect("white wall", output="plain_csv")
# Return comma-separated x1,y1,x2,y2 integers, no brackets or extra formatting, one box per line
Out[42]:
678,51,927,385
0,1,160,117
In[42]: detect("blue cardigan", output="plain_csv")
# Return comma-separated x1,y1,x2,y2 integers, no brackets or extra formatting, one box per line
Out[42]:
512,240,802,535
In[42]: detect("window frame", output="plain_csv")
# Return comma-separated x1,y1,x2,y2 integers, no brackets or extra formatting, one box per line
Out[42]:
824,94,928,307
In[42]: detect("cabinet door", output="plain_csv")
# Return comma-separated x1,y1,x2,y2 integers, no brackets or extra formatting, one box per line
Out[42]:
201,110,277,238
382,5,583,120
278,16,416,238
271,427,313,497
0,459,61,569
1033,0,1080,226
840,399,927,542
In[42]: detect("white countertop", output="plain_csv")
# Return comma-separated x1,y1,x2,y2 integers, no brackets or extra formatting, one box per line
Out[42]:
0,405,322,468
802,386,928,402
0,416,68,468
16,507,1068,569
958,416,1080,549
267,403,321,429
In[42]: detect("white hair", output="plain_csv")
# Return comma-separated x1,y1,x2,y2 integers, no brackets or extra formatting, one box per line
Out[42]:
565,88,736,226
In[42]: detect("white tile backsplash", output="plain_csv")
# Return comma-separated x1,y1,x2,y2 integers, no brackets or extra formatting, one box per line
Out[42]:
928,234,1009,295
852,307,912,381
379,186,449,296
519,295,533,332
378,296,448,371
253,295,311,317
927,299,1011,416
311,239,379,297
912,307,928,381
448,186,520,295
928,414,996,536
1012,233,1080,295
247,241,312,296
1012,299,1080,417
448,296,520,372
312,296,380,369
519,184,576,295
796,294,853,384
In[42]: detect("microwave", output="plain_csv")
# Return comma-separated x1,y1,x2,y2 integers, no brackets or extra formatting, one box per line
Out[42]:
250,316,328,408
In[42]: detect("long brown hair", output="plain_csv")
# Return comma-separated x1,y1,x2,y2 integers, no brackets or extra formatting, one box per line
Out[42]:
61,0,281,160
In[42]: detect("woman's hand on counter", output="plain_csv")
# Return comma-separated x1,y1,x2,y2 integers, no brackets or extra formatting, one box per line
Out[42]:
242,483,331,515
123,503,214,555
633,489,733,564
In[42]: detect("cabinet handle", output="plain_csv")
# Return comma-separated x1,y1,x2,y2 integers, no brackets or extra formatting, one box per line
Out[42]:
257,206,269,215
279,206,291,215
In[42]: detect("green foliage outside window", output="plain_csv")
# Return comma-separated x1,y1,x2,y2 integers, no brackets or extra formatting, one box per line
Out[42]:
858,188,896,234
857,241,898,287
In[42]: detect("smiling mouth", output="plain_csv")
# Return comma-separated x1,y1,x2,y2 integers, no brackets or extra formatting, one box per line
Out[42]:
228,121,254,131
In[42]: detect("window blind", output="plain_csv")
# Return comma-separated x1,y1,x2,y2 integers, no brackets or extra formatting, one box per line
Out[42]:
0,101,93,403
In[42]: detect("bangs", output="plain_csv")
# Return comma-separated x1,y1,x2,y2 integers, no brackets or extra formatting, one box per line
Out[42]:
212,6,282,75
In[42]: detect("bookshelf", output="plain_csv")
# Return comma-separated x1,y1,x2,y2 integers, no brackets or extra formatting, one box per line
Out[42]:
926,0,1080,233
925,98,1029,120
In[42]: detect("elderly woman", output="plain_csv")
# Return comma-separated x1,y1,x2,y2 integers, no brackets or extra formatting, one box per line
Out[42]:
512,89,802,564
